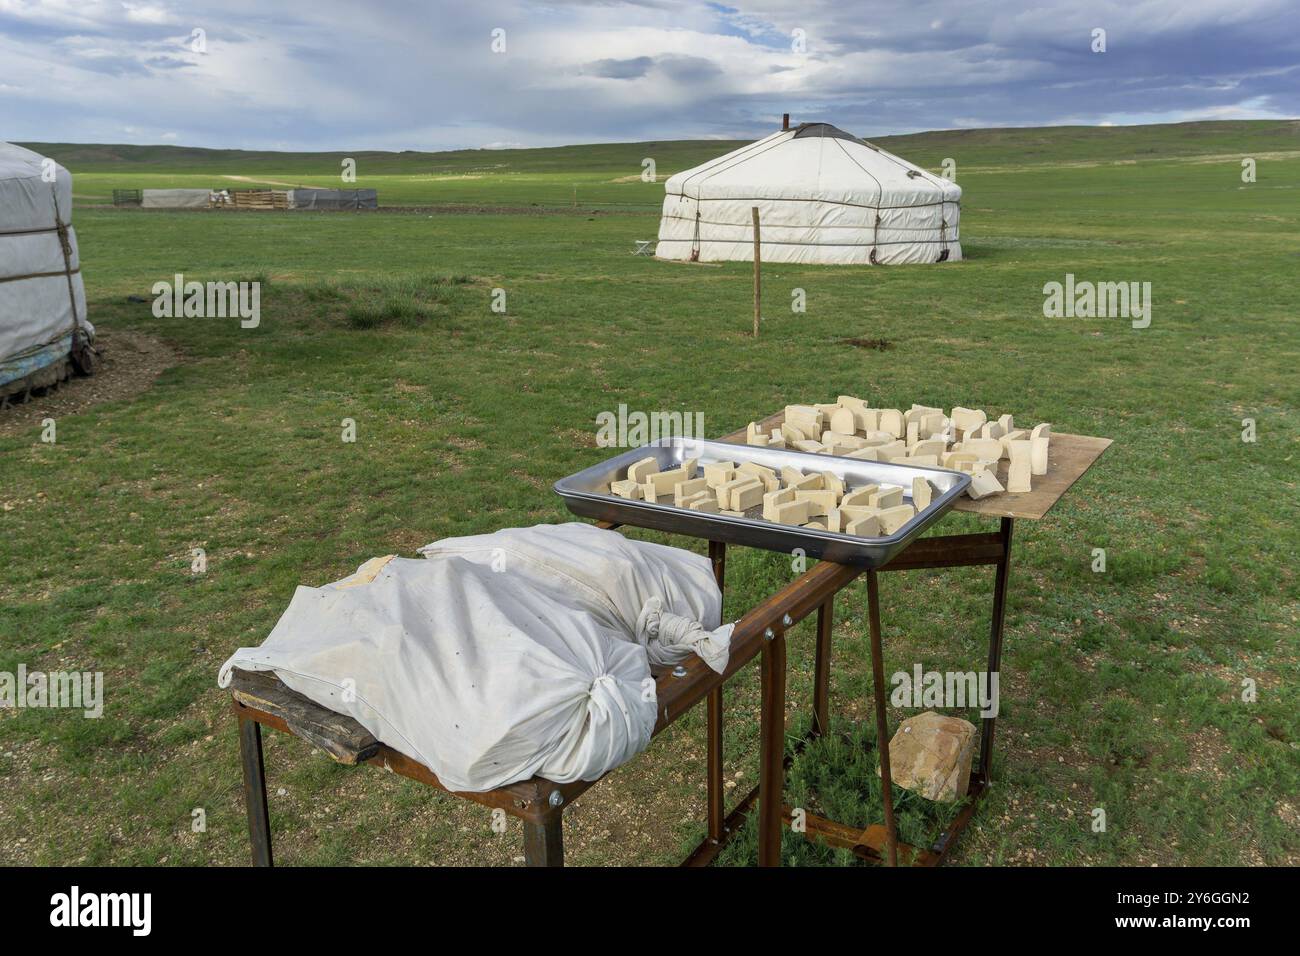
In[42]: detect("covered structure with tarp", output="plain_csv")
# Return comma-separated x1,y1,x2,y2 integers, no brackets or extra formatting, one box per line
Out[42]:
1,143,95,400
141,188,213,209
288,188,378,210
656,122,961,265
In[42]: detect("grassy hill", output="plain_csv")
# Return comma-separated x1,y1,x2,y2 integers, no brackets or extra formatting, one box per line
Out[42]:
17,139,751,176
20,119,1300,173
20,119,1300,208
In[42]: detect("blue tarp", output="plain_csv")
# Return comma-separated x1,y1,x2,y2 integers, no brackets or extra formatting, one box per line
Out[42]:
0,333,71,389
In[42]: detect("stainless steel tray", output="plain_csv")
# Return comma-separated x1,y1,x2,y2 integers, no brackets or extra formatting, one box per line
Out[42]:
554,437,971,568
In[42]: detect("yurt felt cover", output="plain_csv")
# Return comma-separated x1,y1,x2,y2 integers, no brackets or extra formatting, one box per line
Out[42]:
0,143,92,377
656,123,961,265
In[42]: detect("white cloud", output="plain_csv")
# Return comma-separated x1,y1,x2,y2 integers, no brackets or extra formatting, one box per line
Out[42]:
0,0,1294,149
122,3,175,25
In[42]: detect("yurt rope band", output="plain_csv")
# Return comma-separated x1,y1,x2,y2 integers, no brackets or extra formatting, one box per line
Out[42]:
0,267,82,285
0,265,82,283
665,192,951,212
0,225,64,237
51,188,82,336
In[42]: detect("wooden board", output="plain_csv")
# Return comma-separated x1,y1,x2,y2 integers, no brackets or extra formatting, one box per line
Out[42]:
229,668,379,764
229,189,290,210
229,667,578,818
959,431,1111,520
720,412,1112,522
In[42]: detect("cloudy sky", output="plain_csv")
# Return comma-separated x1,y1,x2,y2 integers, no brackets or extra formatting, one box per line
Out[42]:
2,0,1296,150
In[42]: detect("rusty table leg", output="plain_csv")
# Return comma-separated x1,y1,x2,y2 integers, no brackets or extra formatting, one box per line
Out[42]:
811,598,834,738
707,540,726,843
706,689,725,843
866,570,898,867
758,625,788,867
978,517,1014,784
238,714,273,867
523,812,565,867
709,539,726,590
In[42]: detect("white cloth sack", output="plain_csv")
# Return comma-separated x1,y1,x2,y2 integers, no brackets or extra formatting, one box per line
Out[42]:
219,523,732,792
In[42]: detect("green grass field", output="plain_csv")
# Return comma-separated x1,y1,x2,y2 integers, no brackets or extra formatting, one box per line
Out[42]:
1,121,1297,866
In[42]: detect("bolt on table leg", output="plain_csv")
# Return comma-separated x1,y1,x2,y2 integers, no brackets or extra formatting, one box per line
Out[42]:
866,571,898,867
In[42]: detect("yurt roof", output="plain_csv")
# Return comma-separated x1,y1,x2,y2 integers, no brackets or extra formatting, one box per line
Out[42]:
663,123,960,208
0,142,53,183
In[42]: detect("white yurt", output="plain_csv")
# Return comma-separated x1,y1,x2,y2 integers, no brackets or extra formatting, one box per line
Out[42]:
1,143,95,399
656,122,961,265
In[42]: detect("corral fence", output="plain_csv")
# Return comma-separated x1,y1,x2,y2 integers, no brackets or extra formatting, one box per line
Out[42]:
288,188,378,211
228,189,290,210
124,187,380,211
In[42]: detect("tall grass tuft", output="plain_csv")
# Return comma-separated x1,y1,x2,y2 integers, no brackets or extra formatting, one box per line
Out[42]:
295,273,477,330
713,718,970,866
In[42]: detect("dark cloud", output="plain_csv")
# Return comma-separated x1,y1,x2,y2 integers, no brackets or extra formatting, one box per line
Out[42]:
584,55,655,78
582,54,721,81
655,53,723,82
144,55,197,70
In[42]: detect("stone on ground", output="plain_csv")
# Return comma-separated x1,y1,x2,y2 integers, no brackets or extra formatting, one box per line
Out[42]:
879,711,976,803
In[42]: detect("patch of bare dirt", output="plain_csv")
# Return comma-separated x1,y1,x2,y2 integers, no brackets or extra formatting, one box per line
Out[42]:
381,204,613,216
840,336,893,351
221,174,311,188
608,174,664,183
555,427,598,448
0,329,180,435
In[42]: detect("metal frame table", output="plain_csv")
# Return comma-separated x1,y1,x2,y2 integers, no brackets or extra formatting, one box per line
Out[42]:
672,416,1113,866
227,554,866,867
229,419,1108,867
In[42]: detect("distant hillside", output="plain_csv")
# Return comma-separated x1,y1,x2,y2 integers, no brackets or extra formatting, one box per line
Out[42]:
19,119,1299,177
13,140,746,176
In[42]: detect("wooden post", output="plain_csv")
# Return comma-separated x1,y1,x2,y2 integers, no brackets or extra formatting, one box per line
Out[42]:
752,206,761,337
